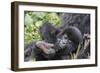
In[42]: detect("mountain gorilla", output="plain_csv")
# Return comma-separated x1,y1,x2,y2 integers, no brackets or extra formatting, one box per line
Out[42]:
24,22,83,61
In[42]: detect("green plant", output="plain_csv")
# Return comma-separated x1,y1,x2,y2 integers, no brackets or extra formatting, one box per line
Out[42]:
24,11,61,45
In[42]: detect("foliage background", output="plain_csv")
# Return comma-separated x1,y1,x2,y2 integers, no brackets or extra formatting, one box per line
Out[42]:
24,11,61,45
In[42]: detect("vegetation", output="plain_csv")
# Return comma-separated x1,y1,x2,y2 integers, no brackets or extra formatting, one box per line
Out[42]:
24,11,61,45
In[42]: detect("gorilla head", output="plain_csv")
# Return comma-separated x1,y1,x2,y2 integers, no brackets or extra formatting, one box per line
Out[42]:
56,26,83,53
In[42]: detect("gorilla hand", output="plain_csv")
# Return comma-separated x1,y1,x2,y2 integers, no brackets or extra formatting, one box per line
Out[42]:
36,41,55,55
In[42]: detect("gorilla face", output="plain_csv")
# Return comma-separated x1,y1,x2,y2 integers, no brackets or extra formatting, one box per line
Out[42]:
56,32,76,54
57,34,72,49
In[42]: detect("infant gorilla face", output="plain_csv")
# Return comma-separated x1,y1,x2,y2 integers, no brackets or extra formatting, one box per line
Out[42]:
57,34,72,48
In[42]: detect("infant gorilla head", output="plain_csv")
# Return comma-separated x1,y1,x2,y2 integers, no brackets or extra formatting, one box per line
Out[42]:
56,26,83,51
